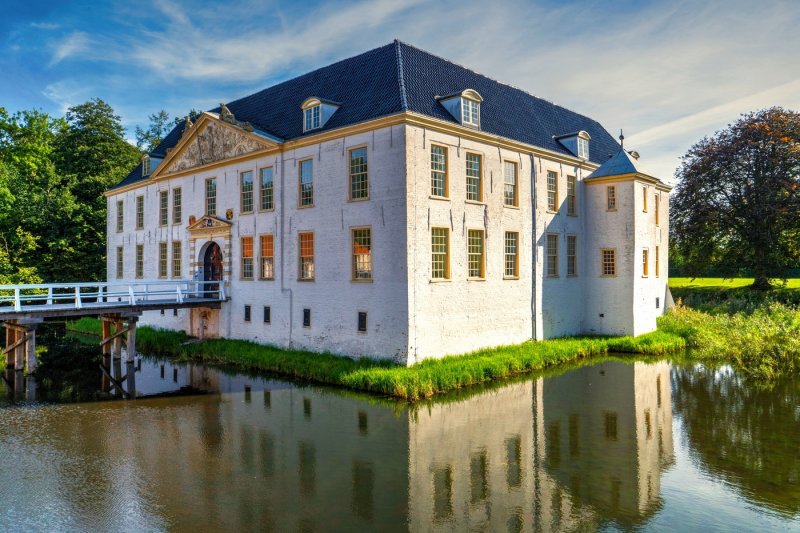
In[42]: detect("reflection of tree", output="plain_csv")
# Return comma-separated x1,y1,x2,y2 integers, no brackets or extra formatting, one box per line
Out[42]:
672,366,800,516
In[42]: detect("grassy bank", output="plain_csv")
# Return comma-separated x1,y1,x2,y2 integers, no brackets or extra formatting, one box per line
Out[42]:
66,318,683,401
658,303,800,380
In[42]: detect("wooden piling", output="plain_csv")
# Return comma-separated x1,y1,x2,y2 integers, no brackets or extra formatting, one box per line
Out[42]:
113,319,123,360
25,326,36,372
125,316,137,397
4,325,14,369
14,327,24,372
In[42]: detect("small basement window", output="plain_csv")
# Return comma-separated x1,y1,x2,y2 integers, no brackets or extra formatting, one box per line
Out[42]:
244,305,251,322
303,308,311,328
358,311,367,333
263,306,271,324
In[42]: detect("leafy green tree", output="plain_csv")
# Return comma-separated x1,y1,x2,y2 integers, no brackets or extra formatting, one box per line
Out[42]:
135,110,172,152
671,107,800,289
48,99,141,281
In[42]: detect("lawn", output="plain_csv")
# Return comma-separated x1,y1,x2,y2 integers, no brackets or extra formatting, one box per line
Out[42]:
670,277,800,290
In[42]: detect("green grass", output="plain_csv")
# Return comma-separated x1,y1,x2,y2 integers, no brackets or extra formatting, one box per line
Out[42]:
66,318,684,401
669,277,800,290
658,303,800,381
669,277,800,313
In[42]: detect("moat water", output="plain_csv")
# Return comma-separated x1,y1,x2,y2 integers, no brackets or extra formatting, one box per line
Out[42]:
0,327,798,532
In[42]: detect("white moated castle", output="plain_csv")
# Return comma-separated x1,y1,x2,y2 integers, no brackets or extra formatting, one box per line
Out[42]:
106,41,671,365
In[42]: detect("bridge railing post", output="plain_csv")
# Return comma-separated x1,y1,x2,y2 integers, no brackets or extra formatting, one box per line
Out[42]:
129,286,136,305
74,286,82,309
13,288,20,312
46,287,53,306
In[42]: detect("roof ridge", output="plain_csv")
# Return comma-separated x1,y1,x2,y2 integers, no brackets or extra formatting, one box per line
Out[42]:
394,39,409,111
395,40,609,129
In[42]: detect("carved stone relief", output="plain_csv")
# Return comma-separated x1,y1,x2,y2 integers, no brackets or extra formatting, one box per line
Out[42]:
164,122,265,174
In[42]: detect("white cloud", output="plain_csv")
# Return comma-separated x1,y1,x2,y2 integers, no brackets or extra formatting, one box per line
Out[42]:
40,0,800,183
42,79,92,113
49,31,91,66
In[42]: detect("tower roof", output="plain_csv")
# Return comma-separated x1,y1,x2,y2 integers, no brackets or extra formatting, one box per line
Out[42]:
586,149,659,180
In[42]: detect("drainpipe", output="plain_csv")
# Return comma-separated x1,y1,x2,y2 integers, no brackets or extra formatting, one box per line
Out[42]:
279,148,293,347
530,154,538,341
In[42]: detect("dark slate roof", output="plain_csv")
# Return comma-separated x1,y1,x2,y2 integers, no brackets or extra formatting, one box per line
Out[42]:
113,41,620,190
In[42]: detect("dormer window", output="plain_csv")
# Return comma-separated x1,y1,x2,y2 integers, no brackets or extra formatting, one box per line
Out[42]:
462,97,480,127
304,105,321,131
438,89,483,129
577,136,589,159
301,97,340,133
142,155,151,177
555,130,591,160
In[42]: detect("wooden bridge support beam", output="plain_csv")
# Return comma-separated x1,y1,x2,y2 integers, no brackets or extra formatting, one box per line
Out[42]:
3,320,40,373
124,316,137,397
4,325,15,369
113,319,123,360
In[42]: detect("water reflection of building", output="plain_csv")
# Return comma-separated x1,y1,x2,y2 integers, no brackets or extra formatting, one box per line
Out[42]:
6,359,674,531
534,361,674,529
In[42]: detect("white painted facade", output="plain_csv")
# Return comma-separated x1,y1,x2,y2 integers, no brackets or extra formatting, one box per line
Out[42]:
107,113,670,365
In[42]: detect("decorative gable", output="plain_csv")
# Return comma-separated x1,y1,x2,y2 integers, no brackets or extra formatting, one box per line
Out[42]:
187,215,233,237
157,109,276,176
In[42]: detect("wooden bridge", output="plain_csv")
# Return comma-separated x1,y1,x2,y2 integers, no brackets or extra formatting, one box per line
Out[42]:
1,280,226,399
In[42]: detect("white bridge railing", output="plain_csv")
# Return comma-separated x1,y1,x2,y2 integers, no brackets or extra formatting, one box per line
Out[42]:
0,280,226,313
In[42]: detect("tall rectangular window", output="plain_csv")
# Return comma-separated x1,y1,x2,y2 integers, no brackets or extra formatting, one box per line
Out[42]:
607,186,617,210
158,242,168,278
260,167,274,210
206,178,217,216
159,191,168,226
241,236,254,279
465,153,482,202
602,249,616,276
357,311,368,333
263,306,271,324
299,160,313,207
172,241,182,278
431,145,448,197
349,147,368,200
547,171,558,211
504,231,519,278
244,305,251,322
431,228,450,279
352,228,372,280
467,229,485,278
567,175,577,215
116,200,124,233
136,195,144,229
655,246,660,277
643,187,648,212
567,235,577,277
241,170,254,213
135,244,144,278
642,248,649,277
303,308,311,327
116,246,124,278
299,232,315,280
655,194,660,225
260,234,274,280
172,187,182,224
547,234,559,277
504,161,518,207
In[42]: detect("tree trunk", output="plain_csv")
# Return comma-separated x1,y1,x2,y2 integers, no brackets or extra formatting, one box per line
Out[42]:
751,276,772,291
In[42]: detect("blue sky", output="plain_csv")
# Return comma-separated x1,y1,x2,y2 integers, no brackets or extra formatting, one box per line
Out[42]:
2,0,799,181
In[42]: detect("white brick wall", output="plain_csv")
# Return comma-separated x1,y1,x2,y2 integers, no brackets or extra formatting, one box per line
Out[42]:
107,120,670,364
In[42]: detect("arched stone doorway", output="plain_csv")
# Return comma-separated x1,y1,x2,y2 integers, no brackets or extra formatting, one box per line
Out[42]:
202,241,223,297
